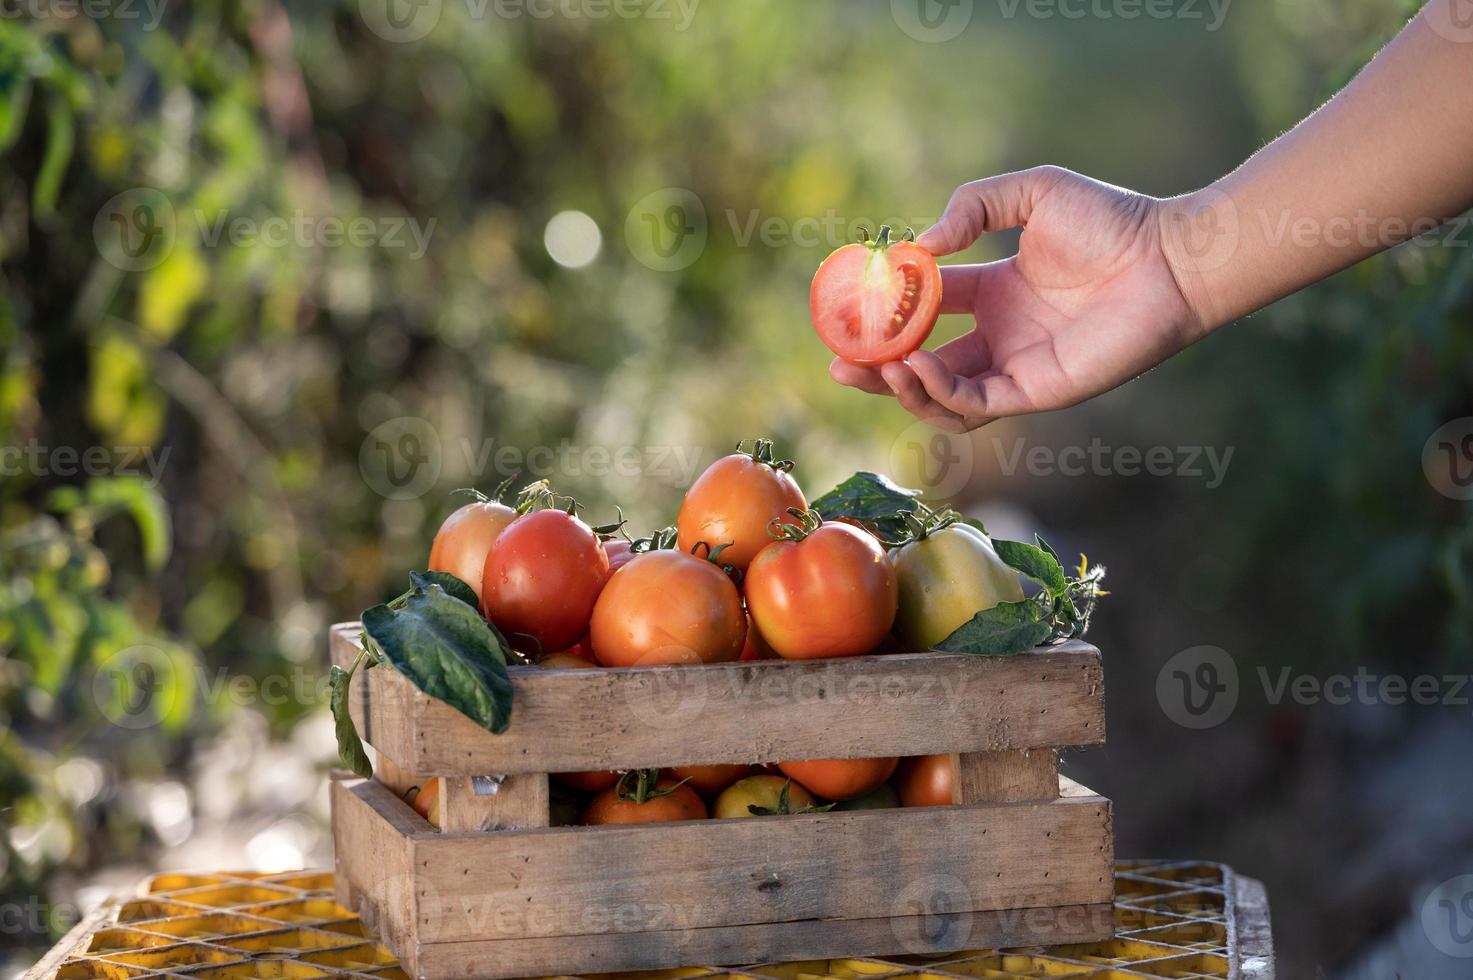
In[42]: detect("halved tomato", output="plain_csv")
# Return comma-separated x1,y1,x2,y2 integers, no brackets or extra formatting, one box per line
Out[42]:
810,225,941,366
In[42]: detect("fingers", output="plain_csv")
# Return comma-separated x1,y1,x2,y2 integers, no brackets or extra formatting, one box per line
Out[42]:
916,166,1072,257
828,358,890,396
905,349,1032,420
880,361,974,432
938,264,983,314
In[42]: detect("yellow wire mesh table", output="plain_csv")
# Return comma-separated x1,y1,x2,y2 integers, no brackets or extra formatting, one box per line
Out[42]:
26,862,1273,980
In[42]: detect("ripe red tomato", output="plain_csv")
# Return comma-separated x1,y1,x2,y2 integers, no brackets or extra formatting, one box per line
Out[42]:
667,764,753,799
589,551,746,666
676,441,806,572
894,754,954,807
554,770,620,794
777,757,898,801
582,775,708,825
604,539,636,572
745,520,898,659
810,225,941,366
428,500,517,604
482,509,610,654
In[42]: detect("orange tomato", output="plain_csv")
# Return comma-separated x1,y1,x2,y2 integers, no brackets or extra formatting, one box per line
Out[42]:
894,754,954,807
667,764,754,799
590,551,746,666
428,501,517,604
745,521,898,660
777,757,899,801
676,442,806,572
553,770,621,793
582,777,708,825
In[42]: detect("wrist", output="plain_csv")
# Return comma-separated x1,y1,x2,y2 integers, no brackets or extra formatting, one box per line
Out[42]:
1154,186,1243,339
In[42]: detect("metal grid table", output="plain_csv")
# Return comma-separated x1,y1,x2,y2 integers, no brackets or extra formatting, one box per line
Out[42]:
26,861,1273,980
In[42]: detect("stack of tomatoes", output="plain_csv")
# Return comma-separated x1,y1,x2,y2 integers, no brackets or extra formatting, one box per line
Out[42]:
424,439,997,825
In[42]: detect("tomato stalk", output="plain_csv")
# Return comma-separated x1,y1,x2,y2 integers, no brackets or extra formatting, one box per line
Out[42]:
615,769,691,804
746,778,835,817
735,437,795,473
764,507,824,543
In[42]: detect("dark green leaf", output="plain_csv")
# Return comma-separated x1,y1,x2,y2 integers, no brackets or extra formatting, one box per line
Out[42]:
362,580,513,733
408,570,478,610
329,662,373,779
934,601,1053,656
994,539,1069,596
810,471,921,538
1035,534,1061,564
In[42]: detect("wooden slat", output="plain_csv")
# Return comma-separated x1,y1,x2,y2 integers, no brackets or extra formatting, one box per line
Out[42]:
330,777,425,974
952,749,1059,803
440,773,550,832
413,902,1117,980
403,791,1112,943
330,623,1105,775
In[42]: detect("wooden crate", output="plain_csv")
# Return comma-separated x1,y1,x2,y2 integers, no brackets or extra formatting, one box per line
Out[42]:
327,622,1115,979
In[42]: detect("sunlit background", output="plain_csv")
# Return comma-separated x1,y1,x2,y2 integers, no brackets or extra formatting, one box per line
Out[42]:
3,0,1472,976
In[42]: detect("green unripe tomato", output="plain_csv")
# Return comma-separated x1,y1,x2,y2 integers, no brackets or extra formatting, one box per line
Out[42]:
889,524,1025,651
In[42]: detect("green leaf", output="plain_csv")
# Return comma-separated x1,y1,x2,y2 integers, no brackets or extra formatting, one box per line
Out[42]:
994,539,1068,596
0,77,31,152
1035,534,1060,564
810,471,921,538
934,601,1053,656
362,579,513,734
329,661,373,779
48,477,171,571
408,570,478,610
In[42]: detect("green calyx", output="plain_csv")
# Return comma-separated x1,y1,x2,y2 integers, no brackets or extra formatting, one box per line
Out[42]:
616,768,690,804
631,525,679,553
736,437,795,473
855,224,917,249
746,778,836,817
765,507,823,543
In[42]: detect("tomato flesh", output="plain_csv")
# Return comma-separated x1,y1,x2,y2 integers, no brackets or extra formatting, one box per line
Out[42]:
810,234,941,366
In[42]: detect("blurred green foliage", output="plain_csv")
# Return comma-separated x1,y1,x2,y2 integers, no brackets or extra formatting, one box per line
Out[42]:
0,0,1469,972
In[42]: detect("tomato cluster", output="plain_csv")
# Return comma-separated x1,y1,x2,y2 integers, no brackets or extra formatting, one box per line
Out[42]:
421,438,1028,827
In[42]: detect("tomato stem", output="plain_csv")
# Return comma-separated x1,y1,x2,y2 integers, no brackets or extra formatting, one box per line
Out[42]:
735,437,795,473
765,507,823,543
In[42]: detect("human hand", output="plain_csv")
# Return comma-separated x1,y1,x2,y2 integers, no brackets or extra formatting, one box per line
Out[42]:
830,167,1208,432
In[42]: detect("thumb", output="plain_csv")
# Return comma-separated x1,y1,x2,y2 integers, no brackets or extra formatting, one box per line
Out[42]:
916,166,1070,256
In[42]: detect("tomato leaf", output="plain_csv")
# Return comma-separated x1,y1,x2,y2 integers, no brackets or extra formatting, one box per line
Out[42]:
362,576,514,734
329,660,374,779
994,539,1069,596
934,600,1054,656
409,570,479,610
810,471,921,538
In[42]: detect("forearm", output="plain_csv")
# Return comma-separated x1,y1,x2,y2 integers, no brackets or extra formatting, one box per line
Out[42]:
1163,0,1473,333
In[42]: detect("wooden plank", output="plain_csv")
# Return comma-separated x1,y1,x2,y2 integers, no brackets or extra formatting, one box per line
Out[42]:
414,902,1117,980
440,773,551,832
952,750,1059,803
330,778,425,975
405,791,1113,943
330,623,1105,775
